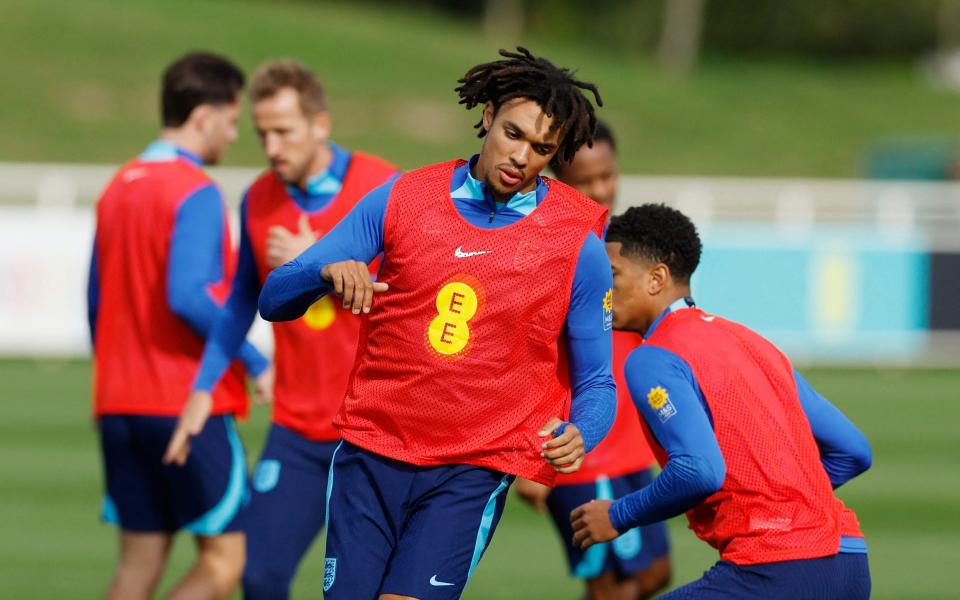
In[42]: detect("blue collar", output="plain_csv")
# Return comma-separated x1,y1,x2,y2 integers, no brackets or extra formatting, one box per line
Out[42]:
644,296,696,340
449,154,546,216
286,141,349,200
139,140,203,167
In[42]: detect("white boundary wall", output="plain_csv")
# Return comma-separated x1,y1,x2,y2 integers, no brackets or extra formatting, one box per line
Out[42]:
1,162,958,361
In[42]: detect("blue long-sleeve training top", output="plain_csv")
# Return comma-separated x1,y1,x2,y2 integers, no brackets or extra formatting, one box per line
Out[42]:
191,143,385,391
609,298,871,553
258,155,617,452
87,140,267,376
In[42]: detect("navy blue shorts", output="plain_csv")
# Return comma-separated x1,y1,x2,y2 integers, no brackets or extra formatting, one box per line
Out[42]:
662,553,871,599
547,468,670,579
242,423,339,600
322,441,514,600
98,414,247,535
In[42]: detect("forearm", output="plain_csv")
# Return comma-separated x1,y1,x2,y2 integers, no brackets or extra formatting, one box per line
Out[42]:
193,296,262,391
86,244,99,346
259,179,391,321
569,378,616,453
259,258,331,321
609,453,724,531
794,369,872,487
563,231,616,452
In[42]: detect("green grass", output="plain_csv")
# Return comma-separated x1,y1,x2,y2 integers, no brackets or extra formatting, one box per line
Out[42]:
0,359,957,598
1,0,959,177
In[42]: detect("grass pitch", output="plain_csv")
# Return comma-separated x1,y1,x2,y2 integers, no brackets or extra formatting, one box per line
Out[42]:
0,359,956,598
2,0,959,177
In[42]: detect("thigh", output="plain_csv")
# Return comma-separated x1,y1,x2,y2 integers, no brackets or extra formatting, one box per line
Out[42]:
381,466,513,600
837,553,871,600
162,415,248,536
758,553,873,600
660,561,759,600
99,415,175,532
245,426,337,581
323,441,408,600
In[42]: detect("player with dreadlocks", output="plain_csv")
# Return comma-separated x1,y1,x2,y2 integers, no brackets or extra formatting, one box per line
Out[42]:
257,48,617,600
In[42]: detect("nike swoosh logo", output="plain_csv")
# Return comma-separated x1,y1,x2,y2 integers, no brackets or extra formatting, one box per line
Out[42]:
429,575,455,587
454,245,492,259
701,315,716,322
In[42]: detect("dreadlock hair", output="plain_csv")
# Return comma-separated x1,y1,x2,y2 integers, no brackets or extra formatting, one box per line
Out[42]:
606,204,702,284
455,47,602,166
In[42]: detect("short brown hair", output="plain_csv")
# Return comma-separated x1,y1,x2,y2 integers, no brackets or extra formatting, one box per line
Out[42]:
162,51,244,127
249,59,327,116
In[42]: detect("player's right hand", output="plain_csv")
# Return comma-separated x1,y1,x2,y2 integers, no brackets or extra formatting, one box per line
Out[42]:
321,260,389,315
253,364,275,405
514,477,551,513
163,391,213,466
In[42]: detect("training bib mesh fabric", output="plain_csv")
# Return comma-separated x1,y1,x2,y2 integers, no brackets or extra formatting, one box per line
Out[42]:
646,308,863,564
335,160,606,485
245,153,396,440
94,158,246,417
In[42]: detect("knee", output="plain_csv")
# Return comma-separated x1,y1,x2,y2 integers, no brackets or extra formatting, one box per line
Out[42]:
635,557,672,598
116,552,167,586
112,535,171,596
197,534,245,598
586,574,624,600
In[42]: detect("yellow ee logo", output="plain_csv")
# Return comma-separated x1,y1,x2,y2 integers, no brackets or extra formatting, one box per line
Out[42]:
426,275,485,359
647,386,669,410
303,296,336,330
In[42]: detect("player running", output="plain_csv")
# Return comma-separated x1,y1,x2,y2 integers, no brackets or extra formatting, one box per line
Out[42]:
515,123,671,600
257,48,617,600
571,204,873,599
163,59,398,599
88,52,267,600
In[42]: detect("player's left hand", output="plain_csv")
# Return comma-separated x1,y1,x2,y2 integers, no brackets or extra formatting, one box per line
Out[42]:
538,417,585,473
570,499,619,550
265,214,317,269
253,364,275,405
163,391,212,466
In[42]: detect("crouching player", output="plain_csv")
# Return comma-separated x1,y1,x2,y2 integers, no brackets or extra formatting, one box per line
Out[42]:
571,204,872,599
515,123,670,600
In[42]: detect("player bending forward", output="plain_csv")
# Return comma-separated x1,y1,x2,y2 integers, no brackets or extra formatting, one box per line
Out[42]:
572,204,872,599
258,48,617,600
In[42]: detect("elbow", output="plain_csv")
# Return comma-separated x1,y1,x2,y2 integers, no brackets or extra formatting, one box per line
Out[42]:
851,435,873,477
661,454,727,510
257,295,277,322
681,453,725,499
699,454,726,496
257,274,281,321
167,287,193,322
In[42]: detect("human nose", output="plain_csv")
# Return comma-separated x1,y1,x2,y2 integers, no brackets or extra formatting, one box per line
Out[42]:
510,143,529,168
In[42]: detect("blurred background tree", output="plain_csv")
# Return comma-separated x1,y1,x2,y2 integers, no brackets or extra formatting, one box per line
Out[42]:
354,0,943,62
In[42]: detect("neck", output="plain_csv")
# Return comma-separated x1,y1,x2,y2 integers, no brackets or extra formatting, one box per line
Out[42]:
159,129,204,162
298,143,333,190
639,287,691,336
